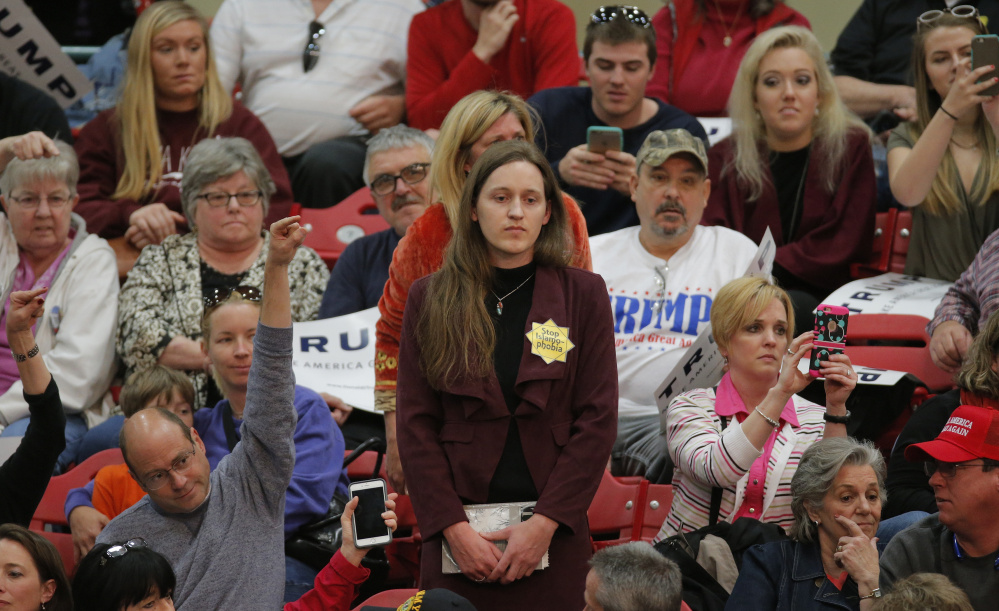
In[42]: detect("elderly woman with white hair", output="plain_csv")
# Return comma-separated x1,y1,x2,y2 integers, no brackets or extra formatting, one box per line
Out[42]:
0,141,118,472
117,137,328,410
727,437,885,610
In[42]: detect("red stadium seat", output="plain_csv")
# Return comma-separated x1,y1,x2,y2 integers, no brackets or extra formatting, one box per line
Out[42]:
887,210,912,274
297,188,390,268
639,484,674,541
29,448,125,577
587,470,645,551
851,209,897,279
845,314,955,393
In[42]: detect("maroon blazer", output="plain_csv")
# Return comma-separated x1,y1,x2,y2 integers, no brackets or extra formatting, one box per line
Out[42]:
702,128,876,292
396,265,618,540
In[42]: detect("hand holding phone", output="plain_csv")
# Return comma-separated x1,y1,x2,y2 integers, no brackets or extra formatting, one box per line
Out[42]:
348,479,394,550
809,305,849,378
587,126,623,155
973,35,999,97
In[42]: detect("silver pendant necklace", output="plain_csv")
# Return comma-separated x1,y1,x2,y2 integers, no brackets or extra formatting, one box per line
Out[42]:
491,273,535,316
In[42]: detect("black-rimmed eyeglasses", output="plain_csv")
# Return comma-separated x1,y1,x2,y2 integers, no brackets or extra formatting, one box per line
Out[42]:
590,6,651,28
195,190,263,208
370,163,430,196
100,538,148,566
303,20,325,72
923,460,989,479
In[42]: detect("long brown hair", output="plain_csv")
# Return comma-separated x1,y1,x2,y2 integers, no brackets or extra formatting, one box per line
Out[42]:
908,14,999,215
0,524,72,611
957,309,999,399
416,141,572,389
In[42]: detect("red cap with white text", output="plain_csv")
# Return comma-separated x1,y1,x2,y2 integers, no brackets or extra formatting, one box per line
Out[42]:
906,404,999,463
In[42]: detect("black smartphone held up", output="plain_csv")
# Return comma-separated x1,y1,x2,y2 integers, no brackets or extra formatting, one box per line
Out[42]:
972,35,999,97
809,304,850,378
587,126,624,155
349,479,392,549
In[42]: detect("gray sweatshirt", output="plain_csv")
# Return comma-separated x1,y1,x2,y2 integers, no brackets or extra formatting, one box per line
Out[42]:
98,323,297,610
880,514,999,611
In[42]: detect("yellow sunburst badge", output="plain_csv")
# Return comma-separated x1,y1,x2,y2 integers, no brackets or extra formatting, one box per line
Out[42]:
526,319,575,364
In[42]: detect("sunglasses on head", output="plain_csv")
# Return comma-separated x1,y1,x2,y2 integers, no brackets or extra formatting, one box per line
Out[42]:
590,5,651,28
101,538,148,566
203,285,262,312
303,20,325,73
918,5,983,30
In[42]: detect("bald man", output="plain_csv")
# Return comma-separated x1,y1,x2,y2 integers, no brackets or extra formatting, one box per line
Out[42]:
96,217,307,610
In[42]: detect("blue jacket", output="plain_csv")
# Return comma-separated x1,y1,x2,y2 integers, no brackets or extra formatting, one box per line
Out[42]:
727,539,861,611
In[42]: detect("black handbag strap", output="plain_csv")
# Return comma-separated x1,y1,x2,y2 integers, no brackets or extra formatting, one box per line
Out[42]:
221,403,240,453
708,415,729,526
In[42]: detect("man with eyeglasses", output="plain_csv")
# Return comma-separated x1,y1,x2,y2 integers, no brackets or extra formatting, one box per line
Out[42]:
589,129,756,482
210,0,424,210
317,126,433,447
879,404,999,609
832,1,999,131
529,6,706,236
96,217,307,610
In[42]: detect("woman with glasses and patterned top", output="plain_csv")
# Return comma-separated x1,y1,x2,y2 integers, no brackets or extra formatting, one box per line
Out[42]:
0,141,118,473
0,524,72,611
72,0,292,278
702,25,876,335
655,276,854,540
888,7,999,282
397,140,617,611
117,137,328,412
375,90,593,496
646,0,810,118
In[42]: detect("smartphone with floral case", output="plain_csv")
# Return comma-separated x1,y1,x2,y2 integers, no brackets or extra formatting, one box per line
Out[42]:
809,305,849,378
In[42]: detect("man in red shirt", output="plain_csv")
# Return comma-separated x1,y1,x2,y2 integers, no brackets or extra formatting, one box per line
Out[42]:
406,0,580,130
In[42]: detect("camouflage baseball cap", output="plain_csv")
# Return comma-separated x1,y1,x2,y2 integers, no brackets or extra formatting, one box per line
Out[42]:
636,129,708,174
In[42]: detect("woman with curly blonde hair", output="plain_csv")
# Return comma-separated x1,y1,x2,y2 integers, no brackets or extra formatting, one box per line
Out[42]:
73,0,292,276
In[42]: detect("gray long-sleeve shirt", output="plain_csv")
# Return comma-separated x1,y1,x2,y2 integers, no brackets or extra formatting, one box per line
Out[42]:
98,323,297,610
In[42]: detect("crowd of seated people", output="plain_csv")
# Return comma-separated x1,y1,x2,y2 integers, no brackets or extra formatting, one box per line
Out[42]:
4,1,999,609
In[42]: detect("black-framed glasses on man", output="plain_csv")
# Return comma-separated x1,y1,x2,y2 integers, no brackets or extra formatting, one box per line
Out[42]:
590,5,651,28
370,163,431,196
100,538,149,566
141,443,197,490
923,460,989,479
303,20,325,72
196,190,263,208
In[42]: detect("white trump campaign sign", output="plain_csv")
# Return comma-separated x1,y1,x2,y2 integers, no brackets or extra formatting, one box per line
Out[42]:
0,0,91,108
292,307,380,413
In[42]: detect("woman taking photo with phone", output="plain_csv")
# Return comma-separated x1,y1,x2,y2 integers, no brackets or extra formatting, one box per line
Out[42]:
888,8,999,281
397,140,617,610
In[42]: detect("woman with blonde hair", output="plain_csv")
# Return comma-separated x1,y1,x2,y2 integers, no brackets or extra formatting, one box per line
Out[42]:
398,140,616,610
374,90,592,494
703,25,875,332
887,9,999,282
656,275,855,538
73,0,292,276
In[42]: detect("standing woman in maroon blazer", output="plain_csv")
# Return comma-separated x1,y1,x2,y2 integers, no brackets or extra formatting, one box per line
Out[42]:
702,25,875,333
396,140,617,611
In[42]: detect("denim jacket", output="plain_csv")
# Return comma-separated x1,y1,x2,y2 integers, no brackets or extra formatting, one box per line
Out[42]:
726,540,861,611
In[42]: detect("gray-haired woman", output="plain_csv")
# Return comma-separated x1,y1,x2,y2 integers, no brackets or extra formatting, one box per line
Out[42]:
726,438,885,610
0,140,118,472
117,137,329,410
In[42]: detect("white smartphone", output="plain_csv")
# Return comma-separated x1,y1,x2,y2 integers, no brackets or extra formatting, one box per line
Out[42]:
349,479,392,549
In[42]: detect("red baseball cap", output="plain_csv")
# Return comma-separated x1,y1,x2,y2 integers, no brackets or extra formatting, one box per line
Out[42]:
906,405,999,463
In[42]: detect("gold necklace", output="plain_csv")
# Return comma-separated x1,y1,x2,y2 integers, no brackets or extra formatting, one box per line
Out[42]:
950,136,980,150
710,0,746,47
